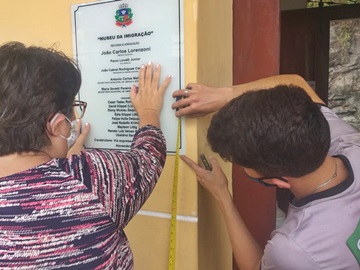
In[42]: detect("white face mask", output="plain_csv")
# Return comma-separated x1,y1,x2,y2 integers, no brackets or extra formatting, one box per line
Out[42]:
60,116,78,148
50,113,78,148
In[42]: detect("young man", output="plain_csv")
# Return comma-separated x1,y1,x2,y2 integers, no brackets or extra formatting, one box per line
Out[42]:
172,75,360,269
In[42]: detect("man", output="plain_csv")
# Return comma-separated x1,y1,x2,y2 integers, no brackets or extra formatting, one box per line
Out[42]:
172,75,360,269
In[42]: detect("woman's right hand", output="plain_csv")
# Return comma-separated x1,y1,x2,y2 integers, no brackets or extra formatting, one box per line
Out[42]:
130,62,171,128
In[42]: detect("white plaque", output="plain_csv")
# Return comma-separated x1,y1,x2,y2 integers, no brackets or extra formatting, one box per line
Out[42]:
72,0,184,154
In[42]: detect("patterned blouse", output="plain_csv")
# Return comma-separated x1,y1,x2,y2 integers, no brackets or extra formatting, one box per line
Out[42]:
0,125,166,269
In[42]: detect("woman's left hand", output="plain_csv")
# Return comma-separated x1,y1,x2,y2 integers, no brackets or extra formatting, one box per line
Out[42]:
130,62,171,128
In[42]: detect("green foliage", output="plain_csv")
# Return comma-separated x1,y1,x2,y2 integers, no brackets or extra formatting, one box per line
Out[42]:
307,0,360,8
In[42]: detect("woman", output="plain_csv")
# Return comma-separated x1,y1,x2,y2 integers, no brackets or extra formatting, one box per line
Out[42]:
0,42,171,269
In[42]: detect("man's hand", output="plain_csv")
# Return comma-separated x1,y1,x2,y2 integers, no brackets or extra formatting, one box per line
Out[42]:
180,155,231,202
171,83,233,118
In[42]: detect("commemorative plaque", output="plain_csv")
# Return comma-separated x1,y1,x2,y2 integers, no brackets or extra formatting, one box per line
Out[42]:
72,0,184,153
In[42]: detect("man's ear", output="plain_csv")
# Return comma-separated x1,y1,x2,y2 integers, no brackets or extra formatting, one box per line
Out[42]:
271,178,291,189
47,113,65,136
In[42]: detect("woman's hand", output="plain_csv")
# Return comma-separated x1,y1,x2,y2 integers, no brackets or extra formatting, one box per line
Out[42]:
180,155,231,202
171,83,233,118
67,120,90,157
130,62,171,128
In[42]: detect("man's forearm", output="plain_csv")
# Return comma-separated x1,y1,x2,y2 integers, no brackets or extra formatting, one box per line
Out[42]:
231,74,324,105
217,192,263,270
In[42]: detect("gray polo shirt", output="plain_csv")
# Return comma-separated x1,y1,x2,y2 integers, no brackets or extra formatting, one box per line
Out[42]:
261,106,360,270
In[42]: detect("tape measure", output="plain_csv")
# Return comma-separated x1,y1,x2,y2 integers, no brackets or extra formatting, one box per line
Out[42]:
168,117,181,270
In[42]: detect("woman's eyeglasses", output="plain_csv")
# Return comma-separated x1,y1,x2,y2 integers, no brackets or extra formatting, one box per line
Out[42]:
72,100,87,119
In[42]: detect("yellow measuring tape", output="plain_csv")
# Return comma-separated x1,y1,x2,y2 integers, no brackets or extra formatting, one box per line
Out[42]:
168,117,181,270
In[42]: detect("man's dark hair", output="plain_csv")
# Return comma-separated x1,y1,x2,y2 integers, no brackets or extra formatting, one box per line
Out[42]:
0,42,81,155
207,85,330,177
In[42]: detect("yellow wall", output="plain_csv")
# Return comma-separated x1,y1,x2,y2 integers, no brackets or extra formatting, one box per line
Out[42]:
0,0,87,56
196,0,233,269
0,0,233,269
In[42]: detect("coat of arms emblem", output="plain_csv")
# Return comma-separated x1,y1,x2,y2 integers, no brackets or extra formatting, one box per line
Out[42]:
115,3,133,27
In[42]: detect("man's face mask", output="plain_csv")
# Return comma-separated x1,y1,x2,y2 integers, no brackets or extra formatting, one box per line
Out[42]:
242,167,288,187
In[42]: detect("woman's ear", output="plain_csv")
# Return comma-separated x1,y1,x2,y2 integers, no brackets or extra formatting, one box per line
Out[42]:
47,113,65,136
271,178,291,189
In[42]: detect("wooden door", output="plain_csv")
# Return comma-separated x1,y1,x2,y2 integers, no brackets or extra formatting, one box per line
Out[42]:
232,1,280,269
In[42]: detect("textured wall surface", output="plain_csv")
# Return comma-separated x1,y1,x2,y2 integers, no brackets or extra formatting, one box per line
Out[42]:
328,18,360,131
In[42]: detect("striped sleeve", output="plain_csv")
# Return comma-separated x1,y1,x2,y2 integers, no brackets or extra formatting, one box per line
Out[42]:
79,125,166,228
